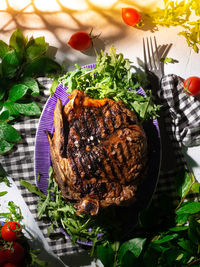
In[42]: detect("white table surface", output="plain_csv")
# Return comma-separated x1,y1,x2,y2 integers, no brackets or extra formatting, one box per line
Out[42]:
0,1,200,266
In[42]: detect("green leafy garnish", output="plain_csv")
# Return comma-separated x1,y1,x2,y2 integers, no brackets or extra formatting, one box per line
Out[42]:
160,57,178,64
61,46,160,121
0,28,61,155
148,0,200,53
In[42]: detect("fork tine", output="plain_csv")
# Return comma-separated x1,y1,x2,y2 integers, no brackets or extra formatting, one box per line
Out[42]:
146,38,152,70
154,36,161,71
150,37,156,69
143,38,147,69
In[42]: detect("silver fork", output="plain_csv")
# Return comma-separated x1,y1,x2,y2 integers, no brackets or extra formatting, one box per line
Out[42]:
143,36,164,103
143,36,163,80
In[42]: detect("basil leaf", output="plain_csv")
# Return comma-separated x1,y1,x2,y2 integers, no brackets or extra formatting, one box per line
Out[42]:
25,37,49,61
178,239,195,254
0,86,5,101
0,110,9,121
24,57,61,77
2,50,20,78
188,217,200,245
0,123,21,142
169,226,188,232
176,213,189,225
118,238,146,259
13,102,41,116
176,202,200,215
190,182,200,194
175,170,194,198
97,244,114,267
21,76,39,95
0,138,14,154
9,28,26,55
8,84,29,101
152,234,178,244
3,101,19,116
0,40,9,59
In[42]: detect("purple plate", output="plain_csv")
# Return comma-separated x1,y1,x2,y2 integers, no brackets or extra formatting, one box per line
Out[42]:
34,64,161,245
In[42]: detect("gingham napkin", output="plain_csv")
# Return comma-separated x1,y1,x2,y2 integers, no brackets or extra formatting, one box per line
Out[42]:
0,75,197,257
160,74,200,147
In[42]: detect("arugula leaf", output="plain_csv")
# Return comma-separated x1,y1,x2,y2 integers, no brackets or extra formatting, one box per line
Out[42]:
160,57,178,64
20,179,46,198
0,191,8,196
148,0,200,53
62,46,159,120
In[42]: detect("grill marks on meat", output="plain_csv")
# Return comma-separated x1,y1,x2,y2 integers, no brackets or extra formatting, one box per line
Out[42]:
48,89,148,215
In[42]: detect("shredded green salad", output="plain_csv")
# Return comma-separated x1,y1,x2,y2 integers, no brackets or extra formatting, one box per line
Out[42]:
54,46,160,121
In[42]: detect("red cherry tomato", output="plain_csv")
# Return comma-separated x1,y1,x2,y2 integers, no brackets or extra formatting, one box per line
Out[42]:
68,32,92,51
3,242,24,264
122,8,141,26
184,76,200,96
3,263,19,267
1,221,21,242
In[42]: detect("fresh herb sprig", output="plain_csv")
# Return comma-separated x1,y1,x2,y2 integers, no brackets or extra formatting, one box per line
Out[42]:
0,29,61,155
21,167,200,266
59,46,160,121
148,0,200,53
96,171,200,267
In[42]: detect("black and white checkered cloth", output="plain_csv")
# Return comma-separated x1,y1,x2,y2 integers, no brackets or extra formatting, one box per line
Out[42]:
0,75,200,257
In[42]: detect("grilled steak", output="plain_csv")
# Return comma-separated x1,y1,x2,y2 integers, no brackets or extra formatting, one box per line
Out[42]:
47,89,148,215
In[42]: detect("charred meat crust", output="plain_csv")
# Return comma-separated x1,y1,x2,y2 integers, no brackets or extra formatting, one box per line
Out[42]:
48,89,148,215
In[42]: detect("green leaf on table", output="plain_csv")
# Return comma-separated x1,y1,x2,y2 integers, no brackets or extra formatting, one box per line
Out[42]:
0,191,8,196
2,50,20,78
0,138,14,155
25,37,49,61
175,170,194,198
9,28,26,55
118,237,146,259
0,110,9,121
160,57,178,64
8,84,29,101
24,57,61,77
21,76,40,95
176,202,200,215
97,244,114,267
0,123,21,142
13,102,41,116
0,40,9,59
